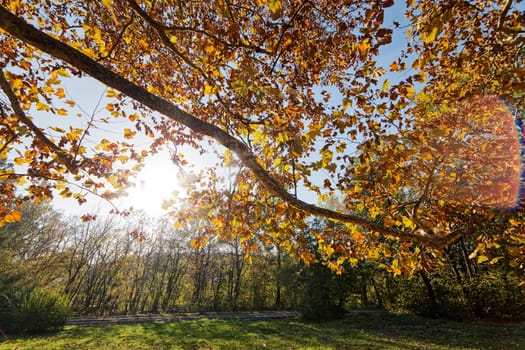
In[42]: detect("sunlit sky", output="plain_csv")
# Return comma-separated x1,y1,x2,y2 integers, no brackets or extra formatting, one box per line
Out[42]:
42,77,194,217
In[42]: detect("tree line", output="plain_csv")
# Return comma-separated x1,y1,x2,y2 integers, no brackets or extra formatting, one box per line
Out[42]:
2,201,524,331
1,202,303,318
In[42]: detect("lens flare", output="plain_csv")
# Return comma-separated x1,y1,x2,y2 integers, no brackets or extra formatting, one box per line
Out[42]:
418,95,522,210
459,95,522,209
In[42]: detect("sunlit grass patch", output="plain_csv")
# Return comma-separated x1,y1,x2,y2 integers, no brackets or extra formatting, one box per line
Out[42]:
1,313,524,349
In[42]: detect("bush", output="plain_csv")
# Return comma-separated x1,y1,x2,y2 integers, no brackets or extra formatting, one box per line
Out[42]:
390,274,469,320
389,272,525,321
0,288,71,334
465,273,525,321
299,263,350,321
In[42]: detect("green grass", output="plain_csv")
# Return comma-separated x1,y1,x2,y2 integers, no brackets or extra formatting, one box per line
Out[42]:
1,312,524,349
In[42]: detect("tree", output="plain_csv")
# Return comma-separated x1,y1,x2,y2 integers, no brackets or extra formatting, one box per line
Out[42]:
0,1,523,267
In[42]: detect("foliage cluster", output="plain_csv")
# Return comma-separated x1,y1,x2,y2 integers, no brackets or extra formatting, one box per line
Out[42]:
0,0,523,269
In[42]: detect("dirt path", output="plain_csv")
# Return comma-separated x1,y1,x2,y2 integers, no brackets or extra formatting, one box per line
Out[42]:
68,311,300,325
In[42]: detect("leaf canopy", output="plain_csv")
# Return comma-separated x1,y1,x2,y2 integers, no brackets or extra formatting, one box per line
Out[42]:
0,0,523,270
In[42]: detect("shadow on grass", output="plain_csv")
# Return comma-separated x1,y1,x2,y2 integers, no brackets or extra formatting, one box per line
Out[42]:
339,312,525,349
3,312,525,349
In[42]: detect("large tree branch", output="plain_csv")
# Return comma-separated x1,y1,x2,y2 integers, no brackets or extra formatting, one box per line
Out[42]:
0,6,447,249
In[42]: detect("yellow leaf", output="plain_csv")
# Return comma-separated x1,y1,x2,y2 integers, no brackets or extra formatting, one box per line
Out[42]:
376,103,387,115
212,216,224,228
11,78,23,90
204,83,215,95
405,85,416,99
401,216,416,230
420,151,433,160
14,157,31,165
56,68,70,77
50,126,65,133
424,26,439,44
107,175,120,188
342,98,352,110
106,89,118,98
321,149,333,167
15,177,27,186
223,149,234,167
477,255,489,264
489,257,503,265
267,0,282,14
36,102,50,111
118,155,129,164
509,219,521,226
390,259,401,275
368,249,380,259
382,79,390,92
101,0,113,8
357,39,370,55
123,128,136,139
325,245,335,257
369,206,381,219
53,87,66,99
67,128,83,141
138,39,148,49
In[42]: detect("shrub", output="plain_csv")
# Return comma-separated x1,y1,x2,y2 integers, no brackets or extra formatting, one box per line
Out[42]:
299,263,350,321
465,272,525,321
390,271,525,321
390,274,469,320
0,288,71,334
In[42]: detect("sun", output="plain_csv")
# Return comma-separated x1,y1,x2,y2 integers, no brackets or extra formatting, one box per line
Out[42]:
125,152,183,216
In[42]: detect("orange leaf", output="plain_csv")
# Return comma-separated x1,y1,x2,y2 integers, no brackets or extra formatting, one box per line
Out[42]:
5,210,22,223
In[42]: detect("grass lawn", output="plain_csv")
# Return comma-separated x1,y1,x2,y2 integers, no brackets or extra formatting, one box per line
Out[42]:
1,312,524,349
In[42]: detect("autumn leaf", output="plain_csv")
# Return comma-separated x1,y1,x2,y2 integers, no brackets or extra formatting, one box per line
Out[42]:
382,79,390,92
357,39,370,55
14,157,31,165
123,128,136,139
4,210,22,223
267,0,282,15
36,102,50,111
424,26,439,43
